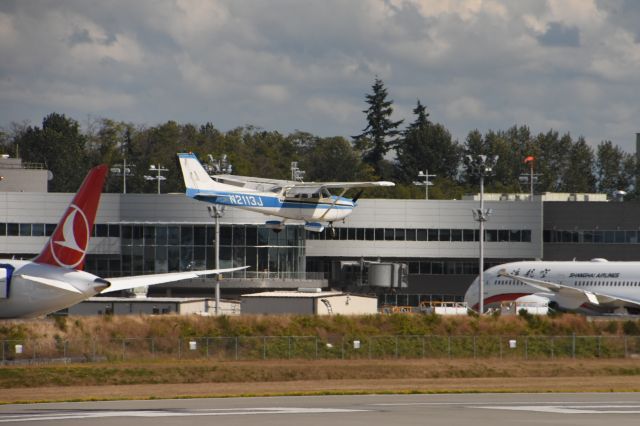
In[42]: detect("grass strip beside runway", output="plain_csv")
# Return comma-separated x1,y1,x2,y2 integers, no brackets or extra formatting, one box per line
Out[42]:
2,359,640,404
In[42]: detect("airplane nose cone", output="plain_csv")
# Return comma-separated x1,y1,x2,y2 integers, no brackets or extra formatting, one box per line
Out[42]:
92,278,111,292
464,277,479,308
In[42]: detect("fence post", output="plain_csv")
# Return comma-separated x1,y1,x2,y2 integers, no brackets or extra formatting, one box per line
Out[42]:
499,336,502,359
624,336,628,358
597,336,601,358
447,336,451,359
368,337,372,360
288,336,291,359
551,336,554,359
122,339,126,361
473,336,477,359
572,334,576,359
235,337,238,361
315,337,318,360
178,338,182,359
422,336,425,358
524,336,528,361
263,337,266,360
395,336,399,359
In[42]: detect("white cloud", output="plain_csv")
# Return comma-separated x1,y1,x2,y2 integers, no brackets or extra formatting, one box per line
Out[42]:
306,97,361,124
256,84,290,103
1,0,640,151
0,12,17,48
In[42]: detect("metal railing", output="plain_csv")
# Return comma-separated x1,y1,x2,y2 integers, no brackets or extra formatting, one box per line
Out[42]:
2,335,639,364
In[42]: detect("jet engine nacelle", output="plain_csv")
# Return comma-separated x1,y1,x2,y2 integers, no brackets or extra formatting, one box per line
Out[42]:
0,267,9,299
265,220,285,232
304,222,324,233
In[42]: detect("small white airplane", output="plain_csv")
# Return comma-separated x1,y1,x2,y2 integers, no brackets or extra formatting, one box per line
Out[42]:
0,164,245,319
464,259,640,315
177,152,394,233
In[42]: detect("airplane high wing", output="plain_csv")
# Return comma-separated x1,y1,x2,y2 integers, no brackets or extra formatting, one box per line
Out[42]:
178,152,395,233
498,269,640,310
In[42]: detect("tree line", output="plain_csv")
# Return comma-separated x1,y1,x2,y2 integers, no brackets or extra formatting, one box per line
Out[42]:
1,78,638,199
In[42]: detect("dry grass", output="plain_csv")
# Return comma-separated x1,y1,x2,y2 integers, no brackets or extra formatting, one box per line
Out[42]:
1,358,640,404
2,313,638,343
2,314,640,404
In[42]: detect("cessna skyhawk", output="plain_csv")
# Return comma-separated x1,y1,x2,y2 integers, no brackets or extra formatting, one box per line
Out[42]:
177,152,394,233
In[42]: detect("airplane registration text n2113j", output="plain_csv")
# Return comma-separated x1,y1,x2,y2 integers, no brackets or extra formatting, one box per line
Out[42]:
177,152,395,233
0,165,246,319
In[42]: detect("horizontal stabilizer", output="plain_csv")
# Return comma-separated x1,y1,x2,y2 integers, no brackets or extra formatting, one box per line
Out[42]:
19,274,83,294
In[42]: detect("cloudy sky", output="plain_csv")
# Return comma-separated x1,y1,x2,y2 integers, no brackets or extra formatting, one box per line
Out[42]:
1,0,639,151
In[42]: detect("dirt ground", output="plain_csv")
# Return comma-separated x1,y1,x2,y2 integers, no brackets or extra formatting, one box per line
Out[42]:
2,358,640,404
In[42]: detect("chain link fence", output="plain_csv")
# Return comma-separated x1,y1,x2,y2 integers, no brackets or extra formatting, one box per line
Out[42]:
2,335,640,364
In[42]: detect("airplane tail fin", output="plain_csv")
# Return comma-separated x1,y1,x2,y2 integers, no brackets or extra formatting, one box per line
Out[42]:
33,165,108,270
177,152,230,194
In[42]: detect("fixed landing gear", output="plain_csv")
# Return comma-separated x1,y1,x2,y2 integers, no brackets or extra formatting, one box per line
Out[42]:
328,223,336,239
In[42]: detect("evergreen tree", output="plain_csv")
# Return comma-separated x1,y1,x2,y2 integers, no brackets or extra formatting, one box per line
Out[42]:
460,129,486,186
596,140,634,196
395,100,459,183
353,77,403,178
562,136,596,193
16,113,88,192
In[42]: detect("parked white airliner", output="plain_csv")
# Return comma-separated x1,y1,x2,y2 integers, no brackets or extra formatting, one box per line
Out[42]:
464,259,640,314
0,165,244,319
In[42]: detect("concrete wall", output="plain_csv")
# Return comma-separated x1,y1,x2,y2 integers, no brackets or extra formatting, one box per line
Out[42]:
544,202,640,261
242,297,314,315
307,199,543,260
314,295,377,315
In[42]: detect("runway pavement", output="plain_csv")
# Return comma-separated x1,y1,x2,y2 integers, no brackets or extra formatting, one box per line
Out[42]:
1,393,640,425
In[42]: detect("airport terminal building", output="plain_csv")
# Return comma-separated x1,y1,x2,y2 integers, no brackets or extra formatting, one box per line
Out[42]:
2,158,640,307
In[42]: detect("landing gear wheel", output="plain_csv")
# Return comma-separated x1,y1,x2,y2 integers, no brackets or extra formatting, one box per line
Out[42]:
328,226,336,239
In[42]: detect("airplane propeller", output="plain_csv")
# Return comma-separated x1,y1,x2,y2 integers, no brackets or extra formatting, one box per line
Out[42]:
351,189,365,203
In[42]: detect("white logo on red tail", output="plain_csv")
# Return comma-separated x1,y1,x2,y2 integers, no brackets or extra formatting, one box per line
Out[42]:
49,204,90,268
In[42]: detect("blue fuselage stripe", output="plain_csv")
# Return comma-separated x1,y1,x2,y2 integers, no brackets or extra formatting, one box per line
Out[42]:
187,189,353,210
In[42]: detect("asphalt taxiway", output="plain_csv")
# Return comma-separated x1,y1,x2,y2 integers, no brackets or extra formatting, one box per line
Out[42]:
1,393,640,425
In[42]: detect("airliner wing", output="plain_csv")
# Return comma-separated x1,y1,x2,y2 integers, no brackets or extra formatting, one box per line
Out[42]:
101,266,249,294
498,269,640,308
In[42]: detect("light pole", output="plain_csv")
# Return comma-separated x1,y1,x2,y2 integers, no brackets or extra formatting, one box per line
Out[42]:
413,170,436,200
110,159,135,194
520,156,540,201
290,161,306,182
143,164,169,194
466,154,499,314
208,204,225,315
205,154,233,315
205,154,233,175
